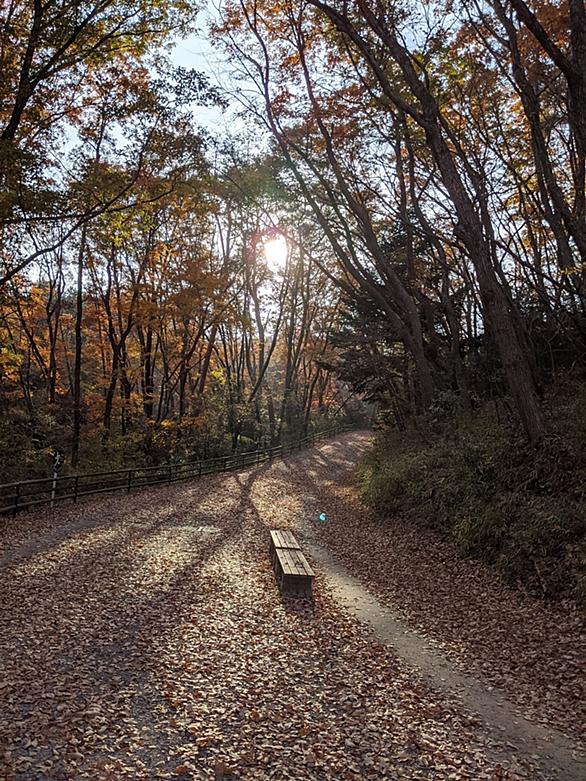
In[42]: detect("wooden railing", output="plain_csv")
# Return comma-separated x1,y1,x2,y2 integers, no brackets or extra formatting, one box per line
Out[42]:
0,424,352,517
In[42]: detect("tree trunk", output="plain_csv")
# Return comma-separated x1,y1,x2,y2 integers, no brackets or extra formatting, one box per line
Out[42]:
71,227,87,467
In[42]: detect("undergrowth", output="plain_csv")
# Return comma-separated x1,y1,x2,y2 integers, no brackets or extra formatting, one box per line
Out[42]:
359,381,586,604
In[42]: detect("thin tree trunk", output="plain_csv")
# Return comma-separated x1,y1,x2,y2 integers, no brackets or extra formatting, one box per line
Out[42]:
71,226,87,467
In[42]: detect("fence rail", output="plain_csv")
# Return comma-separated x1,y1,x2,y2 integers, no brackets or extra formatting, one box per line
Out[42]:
0,424,352,517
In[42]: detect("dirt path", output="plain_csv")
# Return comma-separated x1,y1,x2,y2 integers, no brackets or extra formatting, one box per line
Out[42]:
292,433,586,746
0,432,584,780
304,541,585,781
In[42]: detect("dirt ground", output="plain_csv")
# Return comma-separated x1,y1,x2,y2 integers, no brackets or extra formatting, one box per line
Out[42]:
0,431,584,780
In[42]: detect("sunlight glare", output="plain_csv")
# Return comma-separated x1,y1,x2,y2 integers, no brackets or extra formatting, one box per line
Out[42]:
263,235,288,271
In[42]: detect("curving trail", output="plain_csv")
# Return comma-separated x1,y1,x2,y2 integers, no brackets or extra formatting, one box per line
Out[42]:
0,431,584,781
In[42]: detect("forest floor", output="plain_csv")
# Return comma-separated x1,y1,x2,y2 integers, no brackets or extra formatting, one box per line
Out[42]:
0,431,584,781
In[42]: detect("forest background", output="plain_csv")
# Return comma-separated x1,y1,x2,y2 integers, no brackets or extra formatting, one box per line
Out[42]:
1,0,585,600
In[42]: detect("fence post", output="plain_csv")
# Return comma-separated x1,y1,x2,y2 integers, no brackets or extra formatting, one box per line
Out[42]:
13,483,20,517
223,457,228,471
50,469,58,508
127,469,132,493
73,475,79,504
198,460,202,478
168,465,172,485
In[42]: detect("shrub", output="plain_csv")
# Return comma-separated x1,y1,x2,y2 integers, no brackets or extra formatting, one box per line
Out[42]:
358,390,586,603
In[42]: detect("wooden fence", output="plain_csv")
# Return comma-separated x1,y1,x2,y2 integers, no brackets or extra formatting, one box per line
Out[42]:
0,424,352,517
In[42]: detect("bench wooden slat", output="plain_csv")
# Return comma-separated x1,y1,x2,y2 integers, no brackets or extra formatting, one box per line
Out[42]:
278,548,314,577
269,529,301,569
274,547,314,597
269,529,300,552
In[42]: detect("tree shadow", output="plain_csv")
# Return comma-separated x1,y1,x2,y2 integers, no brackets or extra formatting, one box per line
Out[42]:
0,437,373,778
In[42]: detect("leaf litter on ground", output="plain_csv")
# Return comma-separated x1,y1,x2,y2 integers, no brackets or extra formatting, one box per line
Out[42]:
0,432,581,780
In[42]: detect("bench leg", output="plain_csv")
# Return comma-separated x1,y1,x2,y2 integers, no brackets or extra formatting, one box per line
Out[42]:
281,574,313,598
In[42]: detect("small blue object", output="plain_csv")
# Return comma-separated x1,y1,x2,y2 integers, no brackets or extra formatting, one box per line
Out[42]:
318,512,327,523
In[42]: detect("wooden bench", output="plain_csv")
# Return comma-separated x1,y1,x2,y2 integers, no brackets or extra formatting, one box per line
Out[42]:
269,529,300,567
269,529,314,598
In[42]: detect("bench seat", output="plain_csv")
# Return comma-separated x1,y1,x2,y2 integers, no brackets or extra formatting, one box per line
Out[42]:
269,529,300,567
274,546,314,598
